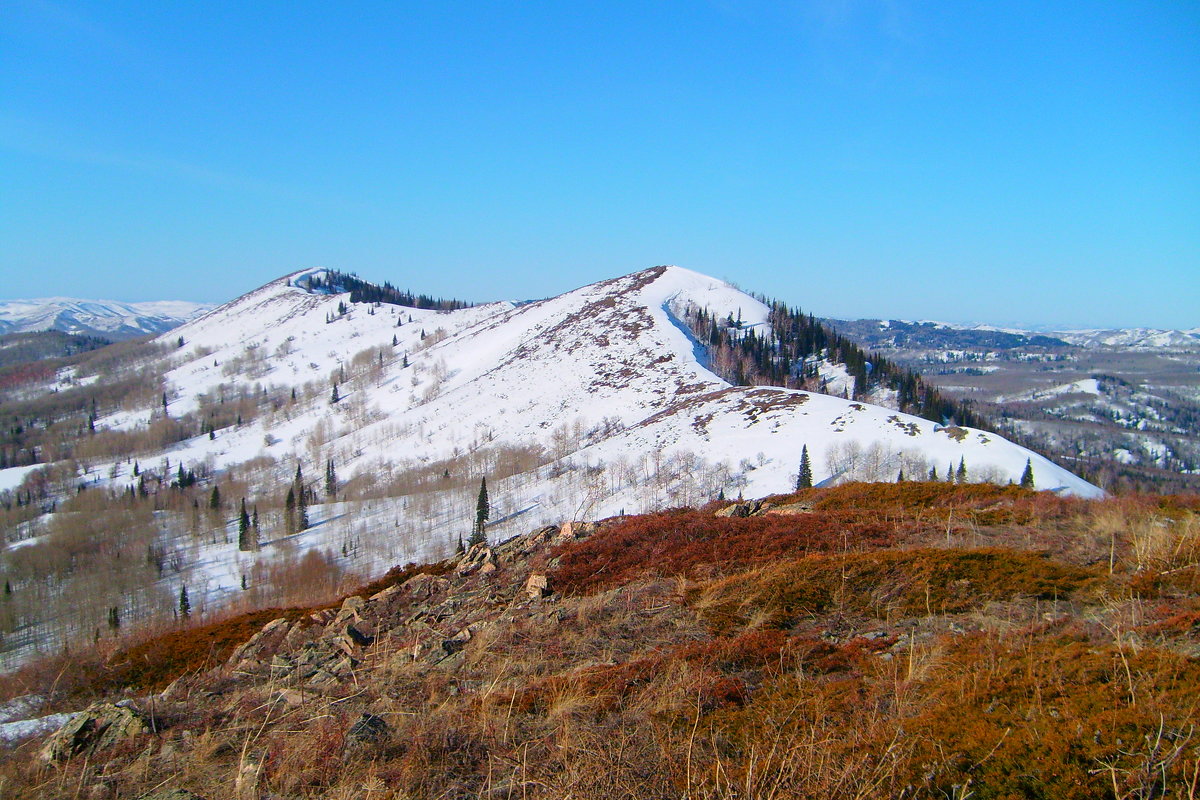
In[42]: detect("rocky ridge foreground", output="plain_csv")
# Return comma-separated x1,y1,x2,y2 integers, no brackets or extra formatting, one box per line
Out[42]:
16,484,1200,800
35,516,615,797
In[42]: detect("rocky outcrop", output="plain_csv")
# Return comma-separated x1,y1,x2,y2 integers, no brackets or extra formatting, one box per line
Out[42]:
40,702,149,762
210,519,613,692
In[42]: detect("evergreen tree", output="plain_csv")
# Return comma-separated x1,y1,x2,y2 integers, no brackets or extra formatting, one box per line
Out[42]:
331,384,340,404
107,606,120,630
295,465,309,531
325,459,338,499
956,458,967,484
284,486,296,535
469,477,489,546
796,445,813,490
178,585,190,619
238,498,253,551
897,469,905,483
1020,458,1035,489
209,485,221,511
946,463,954,482
928,465,938,482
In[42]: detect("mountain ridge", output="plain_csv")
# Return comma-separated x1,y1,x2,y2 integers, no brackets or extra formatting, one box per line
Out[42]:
0,296,213,340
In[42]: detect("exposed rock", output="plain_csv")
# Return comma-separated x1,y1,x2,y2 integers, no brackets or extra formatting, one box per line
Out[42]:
235,749,265,800
347,712,390,745
525,574,551,600
225,617,292,675
714,500,765,517
40,702,149,763
763,501,812,516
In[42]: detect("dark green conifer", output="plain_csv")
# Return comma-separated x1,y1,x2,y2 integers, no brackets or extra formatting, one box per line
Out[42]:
796,445,813,490
1020,458,1035,489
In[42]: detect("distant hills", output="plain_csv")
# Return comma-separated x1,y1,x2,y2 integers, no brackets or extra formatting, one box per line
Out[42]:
0,297,213,341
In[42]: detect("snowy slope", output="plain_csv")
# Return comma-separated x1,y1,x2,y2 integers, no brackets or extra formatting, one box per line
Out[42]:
1053,328,1200,350
145,265,1095,497
0,297,212,340
0,266,1101,661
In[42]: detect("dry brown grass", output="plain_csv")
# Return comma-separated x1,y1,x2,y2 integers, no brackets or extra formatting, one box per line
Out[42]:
3,489,1200,799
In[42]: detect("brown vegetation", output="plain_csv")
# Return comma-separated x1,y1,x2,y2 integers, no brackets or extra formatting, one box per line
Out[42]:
1,483,1199,799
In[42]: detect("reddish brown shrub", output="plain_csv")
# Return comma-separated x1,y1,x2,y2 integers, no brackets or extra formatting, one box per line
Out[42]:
550,509,896,594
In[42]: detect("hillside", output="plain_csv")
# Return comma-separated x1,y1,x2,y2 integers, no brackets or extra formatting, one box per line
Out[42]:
0,297,212,341
0,484,1196,799
0,266,1099,668
830,318,1200,493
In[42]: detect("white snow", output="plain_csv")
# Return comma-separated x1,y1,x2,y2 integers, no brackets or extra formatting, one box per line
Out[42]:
1,265,1105,655
0,297,212,339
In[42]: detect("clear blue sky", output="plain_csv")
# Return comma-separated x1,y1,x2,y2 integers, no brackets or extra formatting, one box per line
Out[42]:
2,1,1197,328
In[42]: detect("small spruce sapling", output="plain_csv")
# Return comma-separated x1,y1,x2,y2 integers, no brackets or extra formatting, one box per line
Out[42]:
796,444,813,490
1020,458,1035,489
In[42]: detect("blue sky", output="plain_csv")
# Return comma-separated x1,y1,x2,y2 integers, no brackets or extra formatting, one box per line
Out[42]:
2,1,1196,328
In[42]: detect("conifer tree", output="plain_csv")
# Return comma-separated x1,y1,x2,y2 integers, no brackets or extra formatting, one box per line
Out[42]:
1020,458,1035,489
178,585,190,618
928,465,938,481
295,465,309,531
956,458,967,484
107,606,120,630
469,477,489,547
238,498,253,551
331,384,340,404
284,486,296,535
325,459,337,499
796,445,813,490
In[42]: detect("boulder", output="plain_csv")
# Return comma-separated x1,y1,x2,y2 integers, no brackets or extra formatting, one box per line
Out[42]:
40,702,149,762
347,712,390,745
524,574,551,600
226,617,292,674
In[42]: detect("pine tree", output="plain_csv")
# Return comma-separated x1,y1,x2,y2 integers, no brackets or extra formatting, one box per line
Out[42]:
796,445,813,490
178,585,190,619
469,477,489,547
107,606,120,630
897,469,905,482
325,459,337,499
331,384,340,404
284,486,296,535
238,498,253,551
295,465,309,531
946,463,954,482
1020,458,1035,489
928,465,938,481
956,458,967,484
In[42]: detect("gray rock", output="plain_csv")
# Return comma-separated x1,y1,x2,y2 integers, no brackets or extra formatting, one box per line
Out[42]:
40,702,149,763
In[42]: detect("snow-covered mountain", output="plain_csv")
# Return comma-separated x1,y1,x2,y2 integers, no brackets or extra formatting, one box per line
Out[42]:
0,265,1104,666
0,297,213,340
836,318,1200,352
1052,328,1200,350
144,265,1096,498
